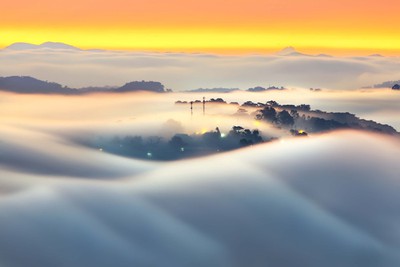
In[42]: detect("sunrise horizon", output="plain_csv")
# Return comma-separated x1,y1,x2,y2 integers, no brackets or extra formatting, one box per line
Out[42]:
2,0,400,56
2,40,400,57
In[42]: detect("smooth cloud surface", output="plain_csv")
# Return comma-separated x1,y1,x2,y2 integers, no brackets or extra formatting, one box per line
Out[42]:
0,130,400,267
0,90,399,266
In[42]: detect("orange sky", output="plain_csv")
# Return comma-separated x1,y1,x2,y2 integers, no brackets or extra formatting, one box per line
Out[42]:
1,0,400,55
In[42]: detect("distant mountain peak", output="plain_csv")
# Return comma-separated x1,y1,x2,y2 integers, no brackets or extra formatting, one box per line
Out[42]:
39,42,80,50
5,42,80,51
5,42,39,50
316,53,333,58
277,46,296,54
276,46,306,56
369,54,384,57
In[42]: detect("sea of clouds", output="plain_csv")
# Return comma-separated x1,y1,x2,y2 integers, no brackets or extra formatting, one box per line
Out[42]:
0,91,399,266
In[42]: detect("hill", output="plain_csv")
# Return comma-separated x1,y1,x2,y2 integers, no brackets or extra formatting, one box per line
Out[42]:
113,81,165,93
0,76,77,94
373,80,400,89
247,86,286,92
0,76,166,94
5,42,80,51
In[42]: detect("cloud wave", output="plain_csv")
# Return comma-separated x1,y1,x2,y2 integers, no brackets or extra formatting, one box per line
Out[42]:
0,130,400,267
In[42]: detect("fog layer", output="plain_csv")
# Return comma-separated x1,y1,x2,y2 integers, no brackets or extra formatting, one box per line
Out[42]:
0,91,399,266
1,48,400,90
0,129,400,267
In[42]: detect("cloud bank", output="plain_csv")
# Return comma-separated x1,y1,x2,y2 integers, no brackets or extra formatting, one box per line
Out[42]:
1,48,400,90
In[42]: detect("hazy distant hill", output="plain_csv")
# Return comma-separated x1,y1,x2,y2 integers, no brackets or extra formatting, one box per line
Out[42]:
78,86,118,93
247,86,286,92
0,76,77,94
0,76,166,94
186,86,286,93
5,43,38,50
275,47,337,58
113,81,165,93
5,42,80,51
373,80,400,89
275,46,309,57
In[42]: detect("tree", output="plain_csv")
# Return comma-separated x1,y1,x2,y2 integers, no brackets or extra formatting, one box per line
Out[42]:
266,100,279,107
231,126,244,133
276,110,294,126
257,106,277,122
290,110,299,119
169,135,186,149
298,104,311,111
240,138,253,146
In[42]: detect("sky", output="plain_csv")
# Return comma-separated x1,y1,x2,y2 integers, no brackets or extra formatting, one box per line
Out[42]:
1,0,400,55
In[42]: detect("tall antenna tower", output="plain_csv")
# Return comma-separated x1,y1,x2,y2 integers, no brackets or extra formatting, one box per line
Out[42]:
203,97,205,116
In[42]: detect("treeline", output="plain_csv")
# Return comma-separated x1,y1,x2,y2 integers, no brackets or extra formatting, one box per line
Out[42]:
253,100,397,134
0,76,170,94
88,126,265,161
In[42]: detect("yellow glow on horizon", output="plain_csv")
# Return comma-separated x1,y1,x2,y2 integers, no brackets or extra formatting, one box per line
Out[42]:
2,26,400,56
1,0,400,55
